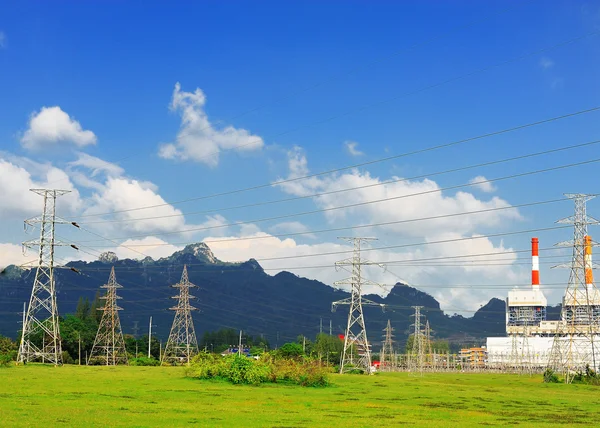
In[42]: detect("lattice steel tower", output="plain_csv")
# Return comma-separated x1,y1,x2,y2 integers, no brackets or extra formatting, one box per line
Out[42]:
89,267,128,365
162,265,199,364
409,306,425,375
18,189,71,365
380,319,395,371
332,237,385,374
548,194,599,382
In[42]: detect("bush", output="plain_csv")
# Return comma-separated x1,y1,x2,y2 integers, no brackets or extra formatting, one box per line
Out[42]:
0,350,17,367
186,352,330,387
543,368,560,383
130,357,160,366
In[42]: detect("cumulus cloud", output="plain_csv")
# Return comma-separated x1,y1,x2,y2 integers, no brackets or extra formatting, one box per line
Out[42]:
20,106,97,151
0,243,28,270
266,147,524,310
344,141,364,156
113,236,183,260
158,82,264,166
69,152,124,177
468,175,497,193
269,221,317,239
0,156,81,218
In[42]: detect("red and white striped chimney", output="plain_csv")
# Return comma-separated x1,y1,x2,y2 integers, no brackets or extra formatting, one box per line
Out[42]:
531,237,540,290
585,235,594,292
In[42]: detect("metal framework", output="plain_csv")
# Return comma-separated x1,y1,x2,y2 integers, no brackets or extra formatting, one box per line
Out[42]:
332,237,385,374
89,267,128,365
408,306,425,375
18,189,71,365
380,319,395,371
548,194,600,382
162,265,199,364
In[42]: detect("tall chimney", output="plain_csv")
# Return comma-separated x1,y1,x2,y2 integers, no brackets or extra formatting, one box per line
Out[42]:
585,235,594,292
532,237,540,290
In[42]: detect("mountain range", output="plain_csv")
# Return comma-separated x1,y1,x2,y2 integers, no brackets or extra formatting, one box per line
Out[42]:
0,243,559,348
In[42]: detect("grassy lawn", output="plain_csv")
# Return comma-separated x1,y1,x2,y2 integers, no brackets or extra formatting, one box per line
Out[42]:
1,365,599,427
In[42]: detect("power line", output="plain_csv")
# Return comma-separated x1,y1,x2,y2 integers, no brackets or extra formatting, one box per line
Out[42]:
72,104,600,219
75,159,600,242
74,139,600,225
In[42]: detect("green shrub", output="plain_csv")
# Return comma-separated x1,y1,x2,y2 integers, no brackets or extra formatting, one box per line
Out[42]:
186,352,330,387
0,350,17,367
543,368,560,383
130,357,160,366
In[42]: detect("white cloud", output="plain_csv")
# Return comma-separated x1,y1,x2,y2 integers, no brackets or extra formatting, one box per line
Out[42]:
468,175,497,193
158,82,264,166
269,221,317,239
540,57,554,69
0,156,81,218
344,141,364,156
0,243,28,270
69,152,124,177
21,106,97,151
266,147,525,310
113,236,183,260
0,32,6,49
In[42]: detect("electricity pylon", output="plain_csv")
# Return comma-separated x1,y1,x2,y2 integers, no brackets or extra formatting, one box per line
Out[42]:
548,194,600,382
409,306,425,375
424,320,433,370
332,237,385,374
380,319,395,371
89,267,128,365
162,265,199,364
18,189,71,365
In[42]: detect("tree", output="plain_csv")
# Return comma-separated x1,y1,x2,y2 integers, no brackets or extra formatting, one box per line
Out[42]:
60,314,98,363
0,335,17,354
276,342,303,359
312,333,343,365
90,291,103,323
75,297,91,321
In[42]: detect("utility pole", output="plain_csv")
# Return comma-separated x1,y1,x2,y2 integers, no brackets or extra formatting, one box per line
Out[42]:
303,336,306,353
89,267,128,365
329,319,332,336
381,320,394,371
162,266,199,365
18,189,73,365
409,306,425,375
548,194,600,382
148,316,153,358
331,237,385,374
238,330,243,356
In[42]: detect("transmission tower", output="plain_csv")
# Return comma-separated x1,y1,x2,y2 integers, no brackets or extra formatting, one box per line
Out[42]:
331,237,385,374
18,189,72,365
424,320,433,370
409,306,425,375
380,319,395,371
162,265,199,364
548,194,600,382
89,267,128,365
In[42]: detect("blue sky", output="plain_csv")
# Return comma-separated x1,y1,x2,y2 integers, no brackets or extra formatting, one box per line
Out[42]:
1,0,600,311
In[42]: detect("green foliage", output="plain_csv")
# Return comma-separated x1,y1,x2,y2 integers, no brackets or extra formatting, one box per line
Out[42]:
543,369,559,383
186,352,330,387
60,314,98,362
275,342,304,359
572,365,600,385
200,329,269,353
130,357,160,366
0,335,18,354
90,291,103,323
75,297,92,321
312,333,343,365
0,350,17,367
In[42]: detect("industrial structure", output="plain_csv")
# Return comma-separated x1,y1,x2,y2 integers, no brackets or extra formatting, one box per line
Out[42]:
88,267,128,365
18,189,74,365
487,194,600,379
162,265,199,365
331,237,385,374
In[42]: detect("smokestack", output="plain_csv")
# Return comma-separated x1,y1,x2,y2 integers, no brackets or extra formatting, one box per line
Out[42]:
585,235,594,292
532,237,540,290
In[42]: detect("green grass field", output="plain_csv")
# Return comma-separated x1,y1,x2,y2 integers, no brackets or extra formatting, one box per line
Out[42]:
1,365,599,427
